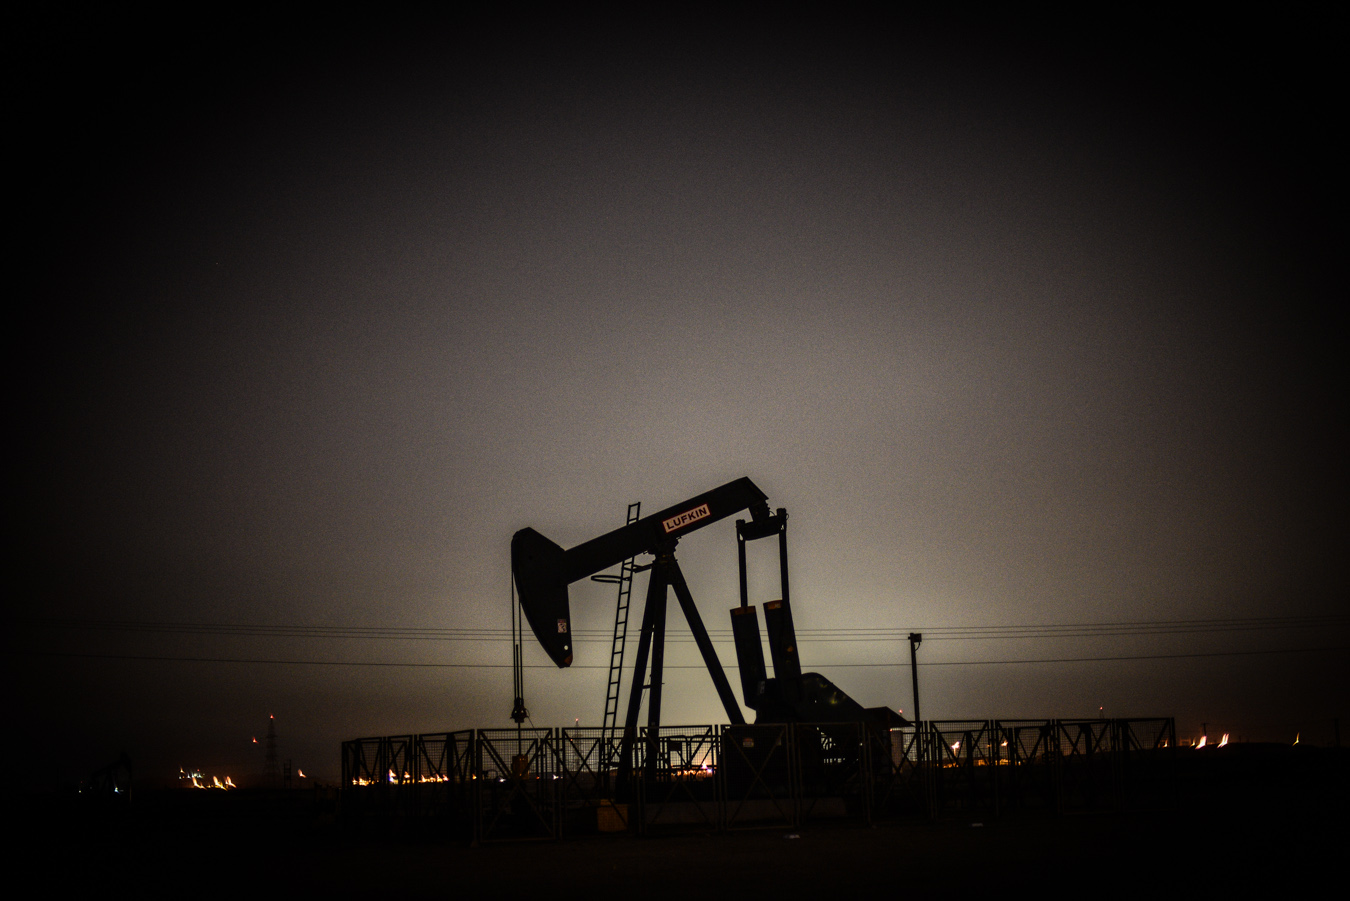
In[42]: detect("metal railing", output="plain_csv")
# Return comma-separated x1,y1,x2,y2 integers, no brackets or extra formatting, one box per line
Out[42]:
340,718,1176,839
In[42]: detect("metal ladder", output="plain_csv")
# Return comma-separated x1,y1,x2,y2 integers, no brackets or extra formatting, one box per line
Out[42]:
595,502,640,766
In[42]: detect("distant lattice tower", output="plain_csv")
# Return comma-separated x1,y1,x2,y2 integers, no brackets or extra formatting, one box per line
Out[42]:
264,715,280,788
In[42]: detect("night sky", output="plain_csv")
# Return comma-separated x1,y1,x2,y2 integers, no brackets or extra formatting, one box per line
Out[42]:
15,12,1343,788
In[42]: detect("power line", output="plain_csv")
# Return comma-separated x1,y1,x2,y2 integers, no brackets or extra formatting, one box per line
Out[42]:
17,613,1347,643
19,614,1347,677
20,645,1348,668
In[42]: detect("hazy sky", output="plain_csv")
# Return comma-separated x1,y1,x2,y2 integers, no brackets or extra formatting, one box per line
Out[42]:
16,12,1343,786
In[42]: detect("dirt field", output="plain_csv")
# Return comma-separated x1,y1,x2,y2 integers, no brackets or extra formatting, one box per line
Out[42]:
25,791,1341,896
22,745,1343,895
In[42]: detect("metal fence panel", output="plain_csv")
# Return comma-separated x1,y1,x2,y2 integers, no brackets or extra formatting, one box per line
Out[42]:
794,722,868,824
340,717,1176,836
475,729,561,841
556,728,631,834
412,731,474,819
992,720,1057,814
863,726,930,821
926,721,998,817
720,724,796,829
1056,720,1117,813
636,726,721,833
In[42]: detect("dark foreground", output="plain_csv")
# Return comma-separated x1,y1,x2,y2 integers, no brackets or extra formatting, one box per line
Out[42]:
24,747,1346,896
24,800,1342,896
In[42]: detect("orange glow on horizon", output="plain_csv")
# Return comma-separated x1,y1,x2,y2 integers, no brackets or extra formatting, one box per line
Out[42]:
180,767,235,790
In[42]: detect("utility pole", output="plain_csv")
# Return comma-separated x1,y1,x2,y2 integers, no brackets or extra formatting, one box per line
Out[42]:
908,633,922,724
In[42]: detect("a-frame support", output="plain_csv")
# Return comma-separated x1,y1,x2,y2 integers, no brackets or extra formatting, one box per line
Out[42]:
618,540,744,789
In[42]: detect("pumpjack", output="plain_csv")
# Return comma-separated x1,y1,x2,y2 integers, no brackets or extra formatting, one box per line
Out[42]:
510,477,903,763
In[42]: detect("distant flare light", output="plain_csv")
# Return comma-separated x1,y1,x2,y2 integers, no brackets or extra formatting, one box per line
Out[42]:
180,767,235,790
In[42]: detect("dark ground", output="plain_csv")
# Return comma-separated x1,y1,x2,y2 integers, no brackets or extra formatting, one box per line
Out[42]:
25,747,1346,896
27,804,1341,896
